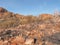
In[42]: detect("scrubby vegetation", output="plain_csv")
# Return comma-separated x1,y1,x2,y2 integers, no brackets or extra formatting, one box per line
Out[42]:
0,7,60,45
0,8,54,29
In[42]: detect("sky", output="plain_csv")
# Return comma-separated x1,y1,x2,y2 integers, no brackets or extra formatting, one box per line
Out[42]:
0,0,60,15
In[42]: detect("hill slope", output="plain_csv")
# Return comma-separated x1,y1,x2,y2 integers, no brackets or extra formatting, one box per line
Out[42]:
0,7,60,45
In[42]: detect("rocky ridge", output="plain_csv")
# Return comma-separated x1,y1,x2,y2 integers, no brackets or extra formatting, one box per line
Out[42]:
0,7,60,45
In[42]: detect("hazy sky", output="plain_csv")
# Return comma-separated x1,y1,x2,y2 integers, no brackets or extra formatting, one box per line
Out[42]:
0,0,60,15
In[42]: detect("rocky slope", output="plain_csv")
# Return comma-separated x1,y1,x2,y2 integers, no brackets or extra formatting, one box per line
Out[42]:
0,7,60,45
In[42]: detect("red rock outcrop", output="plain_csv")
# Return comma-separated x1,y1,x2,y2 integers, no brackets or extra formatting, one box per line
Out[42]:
0,7,60,45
